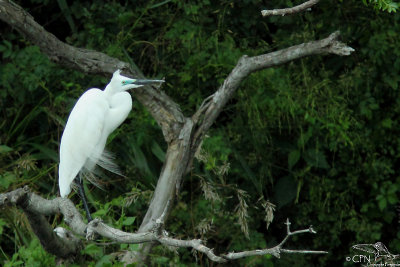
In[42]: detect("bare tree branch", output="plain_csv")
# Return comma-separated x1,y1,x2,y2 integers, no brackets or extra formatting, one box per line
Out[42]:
138,118,194,233
0,187,327,263
222,218,327,260
0,0,185,143
0,187,83,259
261,0,320,17
188,31,354,173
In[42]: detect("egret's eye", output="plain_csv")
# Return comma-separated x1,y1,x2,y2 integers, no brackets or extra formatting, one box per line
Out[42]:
122,81,126,85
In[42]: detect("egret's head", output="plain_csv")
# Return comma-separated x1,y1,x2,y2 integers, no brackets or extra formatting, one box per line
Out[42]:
107,69,164,92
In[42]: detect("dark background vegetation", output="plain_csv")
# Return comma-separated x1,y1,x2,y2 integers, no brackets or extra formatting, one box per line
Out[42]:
1,0,400,266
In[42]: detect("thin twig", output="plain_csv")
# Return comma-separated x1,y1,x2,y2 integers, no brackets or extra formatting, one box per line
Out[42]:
222,219,327,260
192,93,215,123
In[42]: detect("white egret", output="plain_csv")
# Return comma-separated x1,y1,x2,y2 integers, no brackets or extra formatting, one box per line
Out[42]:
58,69,164,221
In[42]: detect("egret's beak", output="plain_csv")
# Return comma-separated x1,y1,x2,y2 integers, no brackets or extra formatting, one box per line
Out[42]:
132,79,164,85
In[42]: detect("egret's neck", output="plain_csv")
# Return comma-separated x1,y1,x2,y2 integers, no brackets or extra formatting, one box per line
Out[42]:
104,85,115,98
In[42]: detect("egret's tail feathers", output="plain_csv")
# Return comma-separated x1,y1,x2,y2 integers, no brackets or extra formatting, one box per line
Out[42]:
82,170,106,191
78,149,125,191
70,180,79,193
96,149,125,177
73,170,106,192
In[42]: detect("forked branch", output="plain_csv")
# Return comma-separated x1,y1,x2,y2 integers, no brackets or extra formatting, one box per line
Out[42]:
223,219,327,260
0,187,327,262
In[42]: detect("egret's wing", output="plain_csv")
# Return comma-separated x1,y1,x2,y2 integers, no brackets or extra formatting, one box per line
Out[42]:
59,89,107,197
93,91,132,176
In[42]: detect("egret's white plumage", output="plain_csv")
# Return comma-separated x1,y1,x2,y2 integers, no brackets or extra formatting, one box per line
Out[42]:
59,69,163,198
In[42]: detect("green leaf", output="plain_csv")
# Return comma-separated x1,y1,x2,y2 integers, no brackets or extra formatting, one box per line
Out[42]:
0,145,13,154
149,0,172,9
6,260,24,266
0,172,15,190
153,256,169,264
288,150,300,169
0,218,6,235
82,244,102,257
304,149,330,169
273,176,297,208
378,197,387,211
388,194,398,204
128,244,140,251
95,255,112,267
297,127,313,148
381,118,393,128
28,143,58,162
57,0,77,33
151,141,165,162
129,141,155,183
234,151,262,195
122,216,136,226
92,208,108,217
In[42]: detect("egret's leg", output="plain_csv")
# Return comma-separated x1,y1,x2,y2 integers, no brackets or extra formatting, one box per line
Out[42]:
75,176,93,222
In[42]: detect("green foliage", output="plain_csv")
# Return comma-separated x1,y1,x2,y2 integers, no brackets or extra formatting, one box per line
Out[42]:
1,0,400,266
363,0,399,12
3,238,56,267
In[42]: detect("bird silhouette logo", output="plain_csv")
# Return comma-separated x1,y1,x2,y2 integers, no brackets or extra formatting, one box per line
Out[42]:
352,242,399,262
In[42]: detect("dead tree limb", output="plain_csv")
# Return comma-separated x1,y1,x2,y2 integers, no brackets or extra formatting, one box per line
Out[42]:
0,187,327,263
261,0,320,17
0,187,82,259
187,31,354,173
